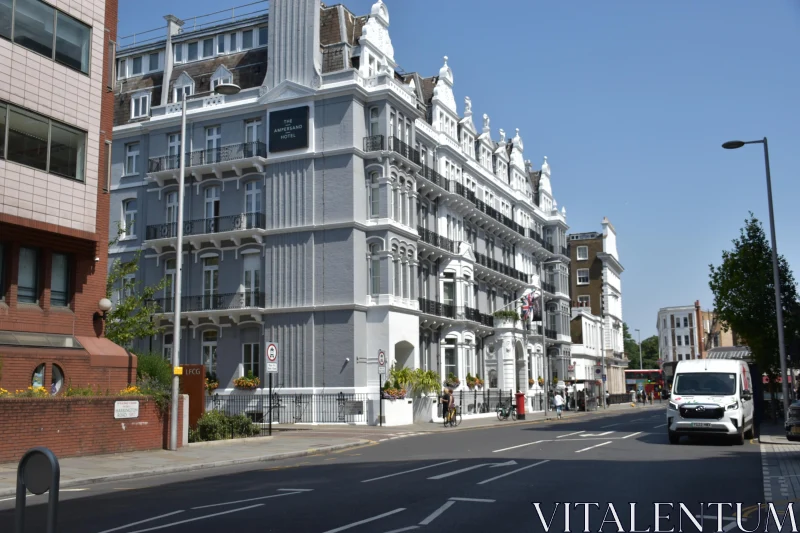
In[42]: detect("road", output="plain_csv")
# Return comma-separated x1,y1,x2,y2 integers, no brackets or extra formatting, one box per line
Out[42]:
0,408,765,533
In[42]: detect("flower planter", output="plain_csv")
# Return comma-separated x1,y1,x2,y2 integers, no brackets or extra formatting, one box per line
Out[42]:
380,397,414,426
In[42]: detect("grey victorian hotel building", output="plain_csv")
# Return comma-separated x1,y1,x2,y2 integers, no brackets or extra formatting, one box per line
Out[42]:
110,0,573,410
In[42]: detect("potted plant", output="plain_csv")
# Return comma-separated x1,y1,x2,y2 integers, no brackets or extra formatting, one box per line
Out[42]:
409,369,441,396
474,375,484,389
528,378,535,387
493,310,519,328
234,371,260,390
205,372,219,392
538,376,544,386
444,373,460,389
466,373,476,390
381,380,407,400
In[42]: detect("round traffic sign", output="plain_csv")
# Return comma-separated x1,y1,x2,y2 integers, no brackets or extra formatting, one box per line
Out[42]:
267,344,278,362
378,350,385,366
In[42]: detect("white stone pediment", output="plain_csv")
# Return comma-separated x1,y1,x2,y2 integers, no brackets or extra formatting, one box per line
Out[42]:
459,244,476,262
433,80,456,113
361,14,394,62
260,80,316,103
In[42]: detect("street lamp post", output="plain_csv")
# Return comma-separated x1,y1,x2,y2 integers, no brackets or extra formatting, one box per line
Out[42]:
722,138,789,417
635,328,643,370
169,83,241,451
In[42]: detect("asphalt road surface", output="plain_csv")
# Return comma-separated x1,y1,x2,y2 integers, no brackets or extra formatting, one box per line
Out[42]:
0,408,765,533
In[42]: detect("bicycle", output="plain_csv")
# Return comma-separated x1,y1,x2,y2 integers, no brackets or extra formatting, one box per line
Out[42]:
497,401,517,421
443,406,462,427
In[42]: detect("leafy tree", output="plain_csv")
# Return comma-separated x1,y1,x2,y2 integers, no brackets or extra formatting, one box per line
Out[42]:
628,335,660,369
709,213,800,377
105,225,168,348
622,323,640,365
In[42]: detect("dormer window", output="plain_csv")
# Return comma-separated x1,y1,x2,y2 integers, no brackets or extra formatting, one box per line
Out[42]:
210,65,233,90
130,91,151,119
173,72,195,102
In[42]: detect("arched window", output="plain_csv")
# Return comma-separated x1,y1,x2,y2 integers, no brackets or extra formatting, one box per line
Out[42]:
392,245,400,296
405,181,413,226
399,177,406,224
399,247,408,299
369,243,381,295
369,172,380,218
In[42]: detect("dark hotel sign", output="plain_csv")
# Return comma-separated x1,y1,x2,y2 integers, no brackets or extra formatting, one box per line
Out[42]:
269,106,309,152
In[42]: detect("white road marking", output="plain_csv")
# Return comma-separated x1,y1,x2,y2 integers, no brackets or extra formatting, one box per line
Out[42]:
630,418,647,422
556,431,584,439
95,511,185,533
419,501,455,526
361,460,458,483
477,460,550,485
0,497,15,502
382,527,419,533
278,488,314,492
653,424,667,428
575,441,612,453
62,489,89,492
493,440,545,453
581,431,613,437
601,423,621,428
622,431,643,439
450,497,496,502
192,490,303,510
124,504,262,533
428,461,516,480
323,508,406,533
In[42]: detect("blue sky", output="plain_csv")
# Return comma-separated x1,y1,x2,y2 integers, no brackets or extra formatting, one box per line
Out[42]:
118,1,800,341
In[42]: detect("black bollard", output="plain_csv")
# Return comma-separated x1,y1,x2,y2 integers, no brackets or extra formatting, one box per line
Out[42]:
15,447,60,533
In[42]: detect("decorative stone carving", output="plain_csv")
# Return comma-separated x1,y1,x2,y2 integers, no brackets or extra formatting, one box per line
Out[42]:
464,96,472,116
482,114,490,134
433,56,456,112
499,129,506,143
361,1,395,62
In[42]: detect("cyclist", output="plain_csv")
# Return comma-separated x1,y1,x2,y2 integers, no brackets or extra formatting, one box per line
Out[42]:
441,388,455,424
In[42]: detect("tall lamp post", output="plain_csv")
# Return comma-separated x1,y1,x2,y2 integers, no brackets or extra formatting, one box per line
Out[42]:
722,138,789,416
635,328,643,370
169,83,241,451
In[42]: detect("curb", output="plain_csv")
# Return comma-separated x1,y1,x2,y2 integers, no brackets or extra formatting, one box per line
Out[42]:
0,439,370,498
186,436,275,447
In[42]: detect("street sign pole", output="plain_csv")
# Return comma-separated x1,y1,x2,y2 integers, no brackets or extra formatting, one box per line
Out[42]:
269,373,272,437
378,350,386,427
265,343,279,436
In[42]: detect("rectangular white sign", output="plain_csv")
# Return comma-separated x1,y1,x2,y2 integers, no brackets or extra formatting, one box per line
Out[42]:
266,362,278,372
114,401,140,419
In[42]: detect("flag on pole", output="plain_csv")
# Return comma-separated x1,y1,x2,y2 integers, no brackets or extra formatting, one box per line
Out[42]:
521,291,536,320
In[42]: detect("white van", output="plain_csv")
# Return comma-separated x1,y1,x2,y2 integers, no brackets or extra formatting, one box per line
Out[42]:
666,359,755,445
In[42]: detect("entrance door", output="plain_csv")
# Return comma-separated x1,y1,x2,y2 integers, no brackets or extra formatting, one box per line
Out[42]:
202,256,219,309
205,186,220,233
243,254,261,307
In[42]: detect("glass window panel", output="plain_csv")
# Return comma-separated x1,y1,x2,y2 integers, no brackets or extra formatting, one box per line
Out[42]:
49,122,85,181
258,26,267,46
229,33,237,51
174,44,182,62
7,106,49,171
202,38,213,57
149,53,159,71
242,30,253,49
131,56,142,75
51,253,69,306
0,0,11,39
55,12,91,73
187,42,198,61
18,247,39,303
0,102,5,159
14,0,55,59
217,34,225,54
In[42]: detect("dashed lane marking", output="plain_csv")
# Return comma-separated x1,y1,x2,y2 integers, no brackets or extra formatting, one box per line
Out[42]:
575,441,612,453
322,508,406,533
96,511,186,533
361,460,458,483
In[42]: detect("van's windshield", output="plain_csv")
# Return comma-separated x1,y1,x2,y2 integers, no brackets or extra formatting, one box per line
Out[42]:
673,372,737,396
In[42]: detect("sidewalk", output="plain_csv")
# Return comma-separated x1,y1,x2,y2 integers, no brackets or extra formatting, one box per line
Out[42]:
759,421,800,509
0,434,369,498
0,400,660,498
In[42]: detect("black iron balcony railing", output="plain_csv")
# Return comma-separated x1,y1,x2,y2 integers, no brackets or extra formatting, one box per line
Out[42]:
418,298,455,319
473,251,528,283
560,246,569,257
148,142,267,173
154,291,266,313
545,328,558,340
464,306,493,326
417,226,458,254
528,229,545,245
418,165,448,189
389,136,420,164
542,281,556,294
543,242,555,253
363,134,384,152
145,212,266,240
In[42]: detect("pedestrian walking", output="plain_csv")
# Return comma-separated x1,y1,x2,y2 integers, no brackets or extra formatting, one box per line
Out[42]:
605,390,610,407
553,391,564,419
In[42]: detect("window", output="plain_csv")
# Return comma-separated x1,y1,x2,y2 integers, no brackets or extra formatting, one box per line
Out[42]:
0,102,5,159
369,172,380,217
578,295,590,307
577,246,588,261
202,256,219,309
187,41,198,61
258,26,267,46
211,75,232,90
216,34,225,54
174,44,182,62
163,333,173,361
0,0,10,39
125,143,139,175
683,317,688,328
50,253,69,307
245,119,261,144
131,56,142,75
369,108,379,137
174,84,192,102
202,38,213,57
122,199,137,237
243,343,260,378
163,259,175,312
242,29,253,49
5,104,86,181
444,345,457,381
131,93,149,119
369,244,380,295
243,254,261,307
51,364,64,395
149,53,159,71
202,330,217,375
677,336,682,346
229,32,237,51
577,269,589,285
685,335,690,345
18,247,39,304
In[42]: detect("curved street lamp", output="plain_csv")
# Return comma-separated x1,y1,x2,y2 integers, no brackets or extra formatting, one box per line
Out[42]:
721,137,789,416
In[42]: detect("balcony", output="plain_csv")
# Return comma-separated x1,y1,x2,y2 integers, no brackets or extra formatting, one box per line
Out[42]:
146,142,267,186
528,229,545,246
464,307,494,327
144,212,266,252
560,246,569,257
543,242,555,254
153,291,266,325
474,251,529,284
363,134,384,152
389,136,421,165
545,329,558,340
418,298,455,319
418,165,448,189
541,281,556,294
417,226,458,254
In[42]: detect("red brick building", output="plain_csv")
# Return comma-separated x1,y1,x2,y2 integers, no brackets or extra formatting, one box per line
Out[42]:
0,0,134,393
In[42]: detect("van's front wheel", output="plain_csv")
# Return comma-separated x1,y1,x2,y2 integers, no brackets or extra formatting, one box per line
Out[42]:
668,430,680,444
733,428,745,445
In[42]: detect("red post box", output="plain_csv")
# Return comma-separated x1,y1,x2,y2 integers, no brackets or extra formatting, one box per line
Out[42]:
515,392,526,420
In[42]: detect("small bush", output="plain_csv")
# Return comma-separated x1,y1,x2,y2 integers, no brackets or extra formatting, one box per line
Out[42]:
136,353,172,388
191,410,261,442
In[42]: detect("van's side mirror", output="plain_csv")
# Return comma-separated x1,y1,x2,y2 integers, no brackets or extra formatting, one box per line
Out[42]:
742,391,752,401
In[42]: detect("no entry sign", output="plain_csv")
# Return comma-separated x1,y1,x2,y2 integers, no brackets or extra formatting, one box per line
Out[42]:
266,343,279,374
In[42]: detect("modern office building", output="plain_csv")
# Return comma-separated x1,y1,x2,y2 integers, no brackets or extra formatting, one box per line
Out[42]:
656,302,704,362
109,0,572,403
567,218,627,392
0,0,130,392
